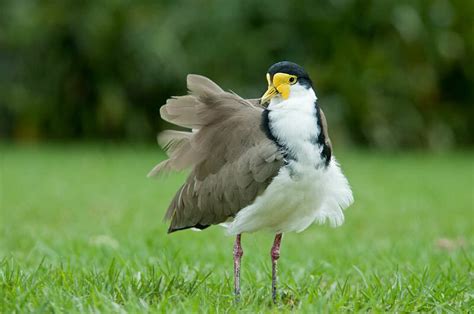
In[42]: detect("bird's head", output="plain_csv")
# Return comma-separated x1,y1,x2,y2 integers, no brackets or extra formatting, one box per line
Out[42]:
260,61,314,105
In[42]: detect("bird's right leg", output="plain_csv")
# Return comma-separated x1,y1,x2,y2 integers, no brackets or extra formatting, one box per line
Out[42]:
271,233,283,303
233,234,243,301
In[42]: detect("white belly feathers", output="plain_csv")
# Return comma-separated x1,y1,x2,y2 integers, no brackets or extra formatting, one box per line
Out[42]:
227,158,353,234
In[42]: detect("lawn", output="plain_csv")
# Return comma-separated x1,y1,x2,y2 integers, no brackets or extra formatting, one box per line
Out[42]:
1,144,473,312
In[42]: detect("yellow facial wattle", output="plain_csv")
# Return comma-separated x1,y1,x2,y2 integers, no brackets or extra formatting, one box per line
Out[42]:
260,72,297,104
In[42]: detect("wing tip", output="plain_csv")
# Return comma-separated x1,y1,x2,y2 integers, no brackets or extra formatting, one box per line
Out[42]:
186,74,223,95
167,223,210,234
147,160,172,178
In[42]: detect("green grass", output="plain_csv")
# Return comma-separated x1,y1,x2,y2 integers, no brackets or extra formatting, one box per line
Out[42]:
1,144,473,312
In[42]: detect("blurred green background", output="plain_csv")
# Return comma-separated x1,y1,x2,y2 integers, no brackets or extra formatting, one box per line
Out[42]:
1,2,473,311
1,0,473,149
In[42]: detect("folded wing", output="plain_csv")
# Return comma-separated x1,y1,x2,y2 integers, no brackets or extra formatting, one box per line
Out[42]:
149,75,283,232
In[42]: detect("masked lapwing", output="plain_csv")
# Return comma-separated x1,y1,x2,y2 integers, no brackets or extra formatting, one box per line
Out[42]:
149,61,354,302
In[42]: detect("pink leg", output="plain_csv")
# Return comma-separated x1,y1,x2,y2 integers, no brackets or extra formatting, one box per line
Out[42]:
271,233,283,303
233,234,243,301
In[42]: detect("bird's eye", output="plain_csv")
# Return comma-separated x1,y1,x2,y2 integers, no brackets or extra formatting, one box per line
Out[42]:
289,77,296,84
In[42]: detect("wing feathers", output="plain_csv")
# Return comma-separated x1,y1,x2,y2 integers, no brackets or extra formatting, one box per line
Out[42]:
160,96,203,129
187,74,224,95
150,75,283,232
320,109,333,152
147,130,201,177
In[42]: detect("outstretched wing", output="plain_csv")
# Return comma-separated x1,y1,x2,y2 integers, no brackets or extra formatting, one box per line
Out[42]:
148,75,283,233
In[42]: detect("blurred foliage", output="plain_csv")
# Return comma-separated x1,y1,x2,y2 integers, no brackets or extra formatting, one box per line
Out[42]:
0,0,472,149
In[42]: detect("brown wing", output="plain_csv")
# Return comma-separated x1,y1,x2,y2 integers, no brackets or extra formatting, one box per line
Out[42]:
319,108,333,153
148,75,283,233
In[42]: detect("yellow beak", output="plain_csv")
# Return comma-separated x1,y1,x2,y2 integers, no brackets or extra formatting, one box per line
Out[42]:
261,85,279,105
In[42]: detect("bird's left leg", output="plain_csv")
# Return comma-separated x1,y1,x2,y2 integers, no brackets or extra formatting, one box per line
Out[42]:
233,234,243,301
270,233,283,303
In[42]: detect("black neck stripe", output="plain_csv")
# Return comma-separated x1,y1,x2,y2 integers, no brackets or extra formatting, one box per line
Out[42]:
261,109,295,163
313,101,331,166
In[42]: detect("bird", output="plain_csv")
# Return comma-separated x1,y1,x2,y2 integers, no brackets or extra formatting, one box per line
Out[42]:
148,61,354,303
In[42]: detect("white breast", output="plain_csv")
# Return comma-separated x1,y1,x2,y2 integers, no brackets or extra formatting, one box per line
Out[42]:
266,85,325,168
269,106,321,166
226,88,354,235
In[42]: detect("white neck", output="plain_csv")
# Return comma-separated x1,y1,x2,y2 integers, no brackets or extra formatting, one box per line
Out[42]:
268,84,317,111
266,83,325,169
